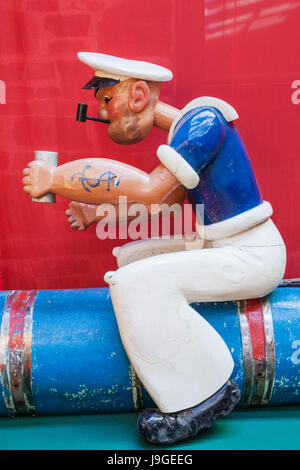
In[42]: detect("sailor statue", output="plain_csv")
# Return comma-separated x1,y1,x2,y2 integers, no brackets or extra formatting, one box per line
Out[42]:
22,52,286,445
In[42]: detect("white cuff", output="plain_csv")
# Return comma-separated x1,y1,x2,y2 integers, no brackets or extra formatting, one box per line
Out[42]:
157,144,199,189
203,201,273,240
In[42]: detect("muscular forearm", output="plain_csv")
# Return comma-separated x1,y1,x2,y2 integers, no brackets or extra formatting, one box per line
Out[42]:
65,163,185,230
66,177,185,231
51,158,183,207
95,183,184,224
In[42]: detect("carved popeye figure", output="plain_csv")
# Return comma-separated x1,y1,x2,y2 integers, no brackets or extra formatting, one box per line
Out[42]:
22,52,286,445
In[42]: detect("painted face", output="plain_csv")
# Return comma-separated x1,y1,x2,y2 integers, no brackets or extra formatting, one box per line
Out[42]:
95,80,159,145
95,82,135,144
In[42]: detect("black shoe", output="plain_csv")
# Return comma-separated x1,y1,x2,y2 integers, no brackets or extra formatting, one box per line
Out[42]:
137,379,241,445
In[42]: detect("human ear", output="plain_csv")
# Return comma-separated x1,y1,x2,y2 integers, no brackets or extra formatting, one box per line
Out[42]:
128,80,151,113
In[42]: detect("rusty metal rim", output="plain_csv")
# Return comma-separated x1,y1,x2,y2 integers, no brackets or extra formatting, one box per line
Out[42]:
237,300,254,406
0,290,37,417
261,298,275,405
280,278,300,287
16,290,37,415
129,364,144,412
237,298,276,406
0,291,18,416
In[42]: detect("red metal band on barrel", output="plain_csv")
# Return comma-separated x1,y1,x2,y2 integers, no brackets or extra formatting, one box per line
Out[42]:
8,290,37,415
244,299,267,405
0,291,18,415
244,299,266,362
9,291,30,350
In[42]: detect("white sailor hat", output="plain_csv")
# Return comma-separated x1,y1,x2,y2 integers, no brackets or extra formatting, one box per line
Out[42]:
78,52,173,90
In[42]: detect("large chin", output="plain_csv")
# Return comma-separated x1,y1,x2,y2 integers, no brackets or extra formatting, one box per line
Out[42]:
107,118,153,145
108,132,146,145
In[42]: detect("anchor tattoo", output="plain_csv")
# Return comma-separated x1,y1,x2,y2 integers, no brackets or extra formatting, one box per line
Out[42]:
71,165,120,193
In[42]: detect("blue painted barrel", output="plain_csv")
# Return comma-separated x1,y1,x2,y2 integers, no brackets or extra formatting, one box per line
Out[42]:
0,287,299,417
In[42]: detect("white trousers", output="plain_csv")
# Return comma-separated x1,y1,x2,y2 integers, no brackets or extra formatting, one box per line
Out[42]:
105,219,286,413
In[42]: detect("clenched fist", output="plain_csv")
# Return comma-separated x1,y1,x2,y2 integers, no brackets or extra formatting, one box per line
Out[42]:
22,161,54,198
66,201,98,231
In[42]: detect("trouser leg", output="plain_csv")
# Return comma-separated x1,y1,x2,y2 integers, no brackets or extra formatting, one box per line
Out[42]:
112,235,204,268
106,248,237,412
106,242,285,412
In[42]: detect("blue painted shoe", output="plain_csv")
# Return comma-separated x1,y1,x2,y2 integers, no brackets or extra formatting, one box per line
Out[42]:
137,380,241,445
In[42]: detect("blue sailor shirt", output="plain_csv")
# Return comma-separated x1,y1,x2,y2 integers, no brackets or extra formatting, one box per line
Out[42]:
168,105,263,226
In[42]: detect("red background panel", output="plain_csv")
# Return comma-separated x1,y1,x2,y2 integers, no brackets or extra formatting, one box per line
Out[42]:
0,0,299,290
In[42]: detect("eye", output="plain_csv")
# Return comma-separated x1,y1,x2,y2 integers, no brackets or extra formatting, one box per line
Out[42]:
104,96,112,104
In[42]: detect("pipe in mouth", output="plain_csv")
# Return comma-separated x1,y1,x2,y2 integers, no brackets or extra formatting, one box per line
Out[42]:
76,103,110,124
